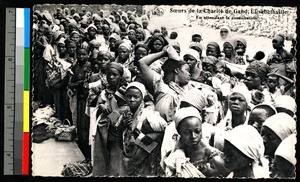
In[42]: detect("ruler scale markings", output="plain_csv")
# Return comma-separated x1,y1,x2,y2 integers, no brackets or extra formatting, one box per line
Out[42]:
4,8,16,175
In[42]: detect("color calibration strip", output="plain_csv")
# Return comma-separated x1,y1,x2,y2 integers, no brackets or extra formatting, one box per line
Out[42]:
23,8,30,175
4,8,30,175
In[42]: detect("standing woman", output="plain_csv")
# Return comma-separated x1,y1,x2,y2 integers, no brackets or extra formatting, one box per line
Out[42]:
138,46,192,122
68,48,91,161
92,62,129,176
223,125,269,178
118,82,167,176
266,34,295,85
147,33,168,54
146,33,169,74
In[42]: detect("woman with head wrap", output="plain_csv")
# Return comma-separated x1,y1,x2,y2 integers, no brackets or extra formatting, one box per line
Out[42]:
223,125,269,178
101,24,111,41
108,33,121,53
206,41,221,58
234,37,249,65
161,87,219,163
222,40,246,65
261,113,296,159
142,18,152,40
235,38,247,56
115,42,133,66
266,34,295,86
138,45,194,122
271,134,296,178
199,56,219,85
135,28,146,43
117,82,166,176
128,43,149,82
83,24,98,43
183,48,202,81
244,60,270,90
147,33,169,53
92,62,130,176
68,48,92,161
127,29,137,44
189,42,203,59
217,83,252,131
163,107,230,177
218,26,232,46
69,30,83,48
118,20,127,33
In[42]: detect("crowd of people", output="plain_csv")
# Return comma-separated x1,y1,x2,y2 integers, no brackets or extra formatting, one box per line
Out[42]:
32,5,297,178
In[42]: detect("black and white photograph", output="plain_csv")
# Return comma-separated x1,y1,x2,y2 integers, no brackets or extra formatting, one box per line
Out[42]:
30,3,297,178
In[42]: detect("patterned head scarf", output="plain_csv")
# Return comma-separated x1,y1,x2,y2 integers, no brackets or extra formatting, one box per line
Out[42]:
181,88,208,111
107,62,124,76
202,56,219,65
245,61,270,82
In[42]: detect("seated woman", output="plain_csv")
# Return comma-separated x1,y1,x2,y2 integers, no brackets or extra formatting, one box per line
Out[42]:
183,48,202,81
271,134,296,178
118,82,167,176
161,88,220,167
138,45,193,122
206,41,221,58
223,125,269,178
217,84,252,131
163,107,230,178
261,113,296,171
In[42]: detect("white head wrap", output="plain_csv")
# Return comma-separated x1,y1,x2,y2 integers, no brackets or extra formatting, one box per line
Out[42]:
174,107,202,128
183,48,200,62
262,113,296,141
274,134,297,166
225,125,269,178
126,82,147,99
231,83,252,106
274,95,296,114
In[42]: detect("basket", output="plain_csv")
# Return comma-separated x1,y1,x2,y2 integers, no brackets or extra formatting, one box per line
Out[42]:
54,119,76,141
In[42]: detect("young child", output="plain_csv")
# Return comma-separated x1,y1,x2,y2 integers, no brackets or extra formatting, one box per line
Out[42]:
248,103,277,133
265,72,294,98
